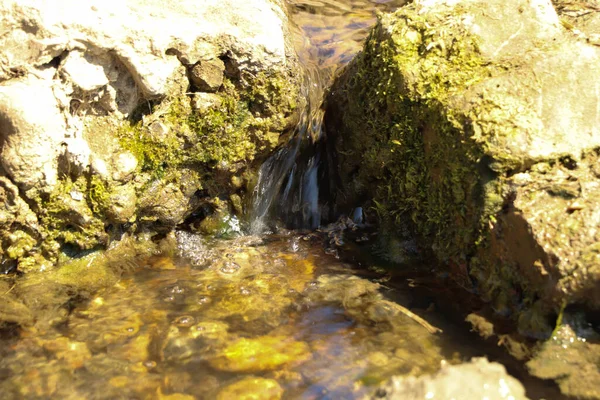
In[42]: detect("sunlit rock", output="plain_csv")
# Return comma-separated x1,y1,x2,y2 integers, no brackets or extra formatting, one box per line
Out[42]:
373,358,527,400
209,335,311,372
0,0,301,272
326,0,600,339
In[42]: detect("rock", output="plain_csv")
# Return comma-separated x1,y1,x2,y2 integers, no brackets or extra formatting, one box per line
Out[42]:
190,59,225,92
0,0,301,270
111,152,138,183
373,358,528,400
326,0,600,337
105,183,137,224
208,335,311,373
216,377,283,400
527,323,600,399
0,73,63,190
191,92,223,113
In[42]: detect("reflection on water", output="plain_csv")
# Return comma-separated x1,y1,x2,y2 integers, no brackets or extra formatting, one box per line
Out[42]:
0,234,453,399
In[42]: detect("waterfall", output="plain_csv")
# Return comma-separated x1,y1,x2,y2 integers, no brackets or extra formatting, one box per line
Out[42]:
250,66,331,233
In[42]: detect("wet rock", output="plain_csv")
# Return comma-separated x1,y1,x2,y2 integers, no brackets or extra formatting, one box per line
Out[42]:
0,0,301,271
373,358,527,400
326,0,600,336
138,177,201,228
209,335,311,372
0,72,63,190
216,377,283,400
190,59,225,92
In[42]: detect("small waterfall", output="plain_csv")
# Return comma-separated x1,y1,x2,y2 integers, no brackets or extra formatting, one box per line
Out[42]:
250,0,407,233
250,66,331,233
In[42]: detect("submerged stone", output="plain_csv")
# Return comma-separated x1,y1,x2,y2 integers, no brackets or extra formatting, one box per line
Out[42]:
216,377,283,400
374,358,527,400
209,335,311,373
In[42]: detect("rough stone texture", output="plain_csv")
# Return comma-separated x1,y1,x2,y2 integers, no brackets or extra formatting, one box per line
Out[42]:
373,358,528,400
0,0,301,272
527,321,600,399
190,59,225,92
325,0,600,340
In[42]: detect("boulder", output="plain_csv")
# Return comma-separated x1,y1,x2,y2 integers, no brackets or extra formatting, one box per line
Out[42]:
373,358,527,400
0,0,301,271
325,0,600,337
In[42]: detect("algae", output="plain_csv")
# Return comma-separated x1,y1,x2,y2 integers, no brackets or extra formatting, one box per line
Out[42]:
326,0,600,339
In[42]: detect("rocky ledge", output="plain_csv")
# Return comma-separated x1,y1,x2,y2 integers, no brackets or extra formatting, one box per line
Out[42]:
0,0,301,273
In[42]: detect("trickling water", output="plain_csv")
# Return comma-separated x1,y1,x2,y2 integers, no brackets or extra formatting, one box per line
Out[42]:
251,0,408,232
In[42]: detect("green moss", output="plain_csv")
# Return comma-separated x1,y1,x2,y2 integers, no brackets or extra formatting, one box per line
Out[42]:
332,8,500,264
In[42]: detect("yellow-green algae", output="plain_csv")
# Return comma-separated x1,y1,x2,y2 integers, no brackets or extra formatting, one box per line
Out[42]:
0,63,298,297
327,6,501,266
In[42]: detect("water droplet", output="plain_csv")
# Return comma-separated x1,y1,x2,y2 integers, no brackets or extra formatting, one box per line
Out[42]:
126,327,135,332
240,287,251,295
220,261,241,274
175,315,195,327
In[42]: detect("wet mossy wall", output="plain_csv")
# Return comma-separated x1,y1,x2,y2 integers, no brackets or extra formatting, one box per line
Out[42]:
326,7,501,268
325,0,600,335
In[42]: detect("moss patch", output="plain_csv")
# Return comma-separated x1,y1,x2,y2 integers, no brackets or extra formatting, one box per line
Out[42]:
327,7,501,266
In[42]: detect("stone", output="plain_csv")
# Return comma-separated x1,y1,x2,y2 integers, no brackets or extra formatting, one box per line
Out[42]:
326,0,600,337
61,51,109,93
373,358,527,400
190,59,225,92
0,73,63,190
208,335,311,372
0,0,301,270
112,152,138,183
106,183,137,224
191,92,223,114
216,377,283,400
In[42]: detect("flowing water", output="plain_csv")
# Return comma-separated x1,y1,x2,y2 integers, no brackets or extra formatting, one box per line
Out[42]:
0,1,565,399
251,0,407,232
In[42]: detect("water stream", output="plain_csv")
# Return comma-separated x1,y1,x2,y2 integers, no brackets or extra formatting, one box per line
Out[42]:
0,1,565,399
252,0,407,232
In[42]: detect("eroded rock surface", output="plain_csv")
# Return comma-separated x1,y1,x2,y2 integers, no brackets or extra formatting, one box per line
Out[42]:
326,0,600,341
0,0,301,272
373,358,528,400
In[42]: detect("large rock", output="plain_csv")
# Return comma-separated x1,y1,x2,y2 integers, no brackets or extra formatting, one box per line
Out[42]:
373,358,528,400
325,0,600,337
0,0,301,271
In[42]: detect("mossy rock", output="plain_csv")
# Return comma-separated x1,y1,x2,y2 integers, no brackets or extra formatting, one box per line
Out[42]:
325,0,600,337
